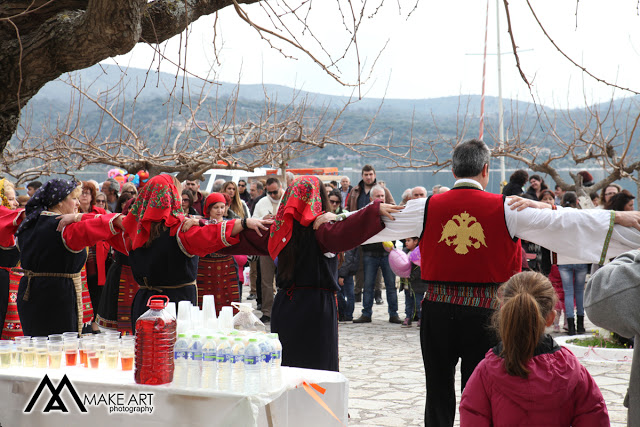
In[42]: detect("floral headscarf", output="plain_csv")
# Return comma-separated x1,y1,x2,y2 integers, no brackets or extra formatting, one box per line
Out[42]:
0,179,9,208
122,174,184,250
268,175,325,259
203,193,227,219
16,179,79,236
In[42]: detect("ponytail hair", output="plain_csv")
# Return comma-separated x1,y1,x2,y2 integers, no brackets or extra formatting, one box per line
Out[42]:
494,271,557,379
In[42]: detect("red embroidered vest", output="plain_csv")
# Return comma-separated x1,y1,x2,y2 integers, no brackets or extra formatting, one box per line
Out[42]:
419,186,521,286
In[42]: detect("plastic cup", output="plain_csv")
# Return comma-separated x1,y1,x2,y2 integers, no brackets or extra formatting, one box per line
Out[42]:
93,334,105,362
63,332,78,340
79,337,95,367
63,338,79,366
177,300,192,334
219,306,234,330
17,337,34,368
104,342,119,369
48,334,63,342
47,341,63,369
0,341,12,368
166,302,177,320
10,341,20,367
120,339,134,371
33,338,48,368
84,341,99,369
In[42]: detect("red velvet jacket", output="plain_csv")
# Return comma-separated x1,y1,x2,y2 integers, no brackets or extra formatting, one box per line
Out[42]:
460,336,609,426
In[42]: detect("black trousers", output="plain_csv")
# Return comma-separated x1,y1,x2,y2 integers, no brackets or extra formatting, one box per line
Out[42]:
420,300,497,427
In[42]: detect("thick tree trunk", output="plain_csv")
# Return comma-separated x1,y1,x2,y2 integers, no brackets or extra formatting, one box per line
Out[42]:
0,0,258,154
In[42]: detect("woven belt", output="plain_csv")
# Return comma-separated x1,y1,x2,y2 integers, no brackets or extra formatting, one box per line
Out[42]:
14,268,84,333
140,278,197,295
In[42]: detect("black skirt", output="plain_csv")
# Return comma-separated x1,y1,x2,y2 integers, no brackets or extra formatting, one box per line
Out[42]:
271,287,339,372
17,277,78,336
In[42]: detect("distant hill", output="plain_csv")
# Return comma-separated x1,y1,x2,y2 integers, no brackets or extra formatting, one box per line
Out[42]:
19,64,640,171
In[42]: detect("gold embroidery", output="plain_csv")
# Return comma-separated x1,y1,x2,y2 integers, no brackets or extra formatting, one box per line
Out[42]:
439,212,487,255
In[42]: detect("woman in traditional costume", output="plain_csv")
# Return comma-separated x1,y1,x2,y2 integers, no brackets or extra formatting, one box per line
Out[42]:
96,197,137,334
0,179,24,339
79,181,110,332
195,193,244,314
121,175,270,328
218,175,398,371
15,179,125,336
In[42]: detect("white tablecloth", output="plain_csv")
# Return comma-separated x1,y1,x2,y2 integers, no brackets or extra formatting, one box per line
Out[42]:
0,366,348,426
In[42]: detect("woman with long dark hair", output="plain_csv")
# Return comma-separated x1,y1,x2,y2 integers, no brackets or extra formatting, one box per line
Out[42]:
604,189,635,211
222,181,249,219
218,175,400,371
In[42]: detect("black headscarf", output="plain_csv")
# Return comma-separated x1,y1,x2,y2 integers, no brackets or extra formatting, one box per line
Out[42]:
16,179,78,236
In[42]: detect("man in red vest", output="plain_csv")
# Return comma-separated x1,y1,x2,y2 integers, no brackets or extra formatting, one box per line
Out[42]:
357,138,640,426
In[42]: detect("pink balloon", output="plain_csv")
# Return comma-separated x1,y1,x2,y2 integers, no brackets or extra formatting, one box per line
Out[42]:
408,247,421,265
388,249,412,278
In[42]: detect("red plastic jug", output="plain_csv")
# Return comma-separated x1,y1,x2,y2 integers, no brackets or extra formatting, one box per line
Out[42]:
134,295,176,385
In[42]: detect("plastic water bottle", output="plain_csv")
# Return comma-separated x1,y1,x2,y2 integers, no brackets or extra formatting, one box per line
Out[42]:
187,334,203,388
244,338,261,394
258,337,272,390
267,333,283,387
135,295,176,385
201,335,217,390
216,337,232,391
231,337,245,393
173,333,189,387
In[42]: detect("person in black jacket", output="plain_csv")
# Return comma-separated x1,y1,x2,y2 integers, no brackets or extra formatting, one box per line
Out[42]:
502,169,528,197
338,248,358,322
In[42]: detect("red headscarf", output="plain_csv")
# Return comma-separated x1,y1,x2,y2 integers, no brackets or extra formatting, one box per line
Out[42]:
123,174,184,250
268,175,325,259
203,193,227,218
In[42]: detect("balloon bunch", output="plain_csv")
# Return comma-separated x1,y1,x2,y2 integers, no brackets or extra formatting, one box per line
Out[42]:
107,168,127,189
107,169,150,188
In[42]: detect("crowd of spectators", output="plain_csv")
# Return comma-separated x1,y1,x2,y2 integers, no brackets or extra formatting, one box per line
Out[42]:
3,158,640,425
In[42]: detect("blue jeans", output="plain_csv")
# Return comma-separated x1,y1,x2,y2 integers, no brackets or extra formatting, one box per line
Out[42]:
558,264,588,319
362,254,398,318
405,289,425,319
337,275,355,320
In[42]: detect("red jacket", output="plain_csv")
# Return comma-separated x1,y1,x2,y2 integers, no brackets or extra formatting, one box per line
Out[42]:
460,336,609,426
90,206,110,286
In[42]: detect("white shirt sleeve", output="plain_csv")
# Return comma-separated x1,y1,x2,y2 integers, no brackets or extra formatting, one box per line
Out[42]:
504,202,640,264
362,198,426,244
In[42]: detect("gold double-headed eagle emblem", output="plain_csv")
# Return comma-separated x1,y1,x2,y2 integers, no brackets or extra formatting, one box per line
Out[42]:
438,212,487,255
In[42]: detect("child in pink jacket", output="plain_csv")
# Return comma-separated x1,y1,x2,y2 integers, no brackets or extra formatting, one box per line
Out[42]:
460,271,608,426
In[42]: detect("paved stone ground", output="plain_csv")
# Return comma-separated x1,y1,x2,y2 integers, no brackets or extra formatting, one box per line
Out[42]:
246,284,631,426
338,297,631,427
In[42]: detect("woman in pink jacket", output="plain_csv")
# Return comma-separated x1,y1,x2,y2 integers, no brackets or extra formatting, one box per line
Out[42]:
460,271,609,426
